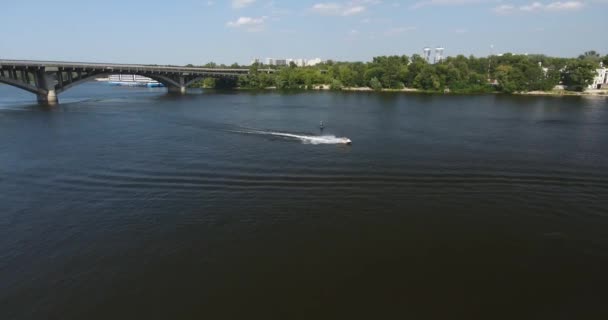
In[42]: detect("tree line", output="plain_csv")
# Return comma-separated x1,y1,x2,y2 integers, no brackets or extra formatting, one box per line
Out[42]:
192,51,608,93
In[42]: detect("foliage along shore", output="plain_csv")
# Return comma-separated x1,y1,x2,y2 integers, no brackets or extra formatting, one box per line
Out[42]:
191,51,608,95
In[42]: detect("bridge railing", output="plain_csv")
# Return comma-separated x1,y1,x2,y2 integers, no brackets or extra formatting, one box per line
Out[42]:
0,59,268,74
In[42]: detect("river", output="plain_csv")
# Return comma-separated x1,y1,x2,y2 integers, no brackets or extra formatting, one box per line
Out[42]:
1,83,607,319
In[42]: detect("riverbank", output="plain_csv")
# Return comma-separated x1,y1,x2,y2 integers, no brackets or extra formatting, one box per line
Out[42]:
518,89,608,96
233,85,608,97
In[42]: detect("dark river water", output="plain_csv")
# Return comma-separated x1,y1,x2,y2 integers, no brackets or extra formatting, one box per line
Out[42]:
1,83,608,319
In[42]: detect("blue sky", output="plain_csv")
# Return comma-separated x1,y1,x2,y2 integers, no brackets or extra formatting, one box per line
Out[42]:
1,0,607,65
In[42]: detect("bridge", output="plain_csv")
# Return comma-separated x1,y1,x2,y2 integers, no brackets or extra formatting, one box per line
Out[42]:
0,60,267,105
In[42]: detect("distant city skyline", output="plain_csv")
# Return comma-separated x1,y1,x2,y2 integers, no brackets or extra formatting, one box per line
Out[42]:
1,0,607,65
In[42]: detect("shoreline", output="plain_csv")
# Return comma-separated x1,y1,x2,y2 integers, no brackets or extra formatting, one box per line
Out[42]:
516,89,608,97
231,85,608,97
3,82,600,98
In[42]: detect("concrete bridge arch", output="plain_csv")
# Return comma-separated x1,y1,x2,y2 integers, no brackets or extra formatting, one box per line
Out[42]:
0,60,257,105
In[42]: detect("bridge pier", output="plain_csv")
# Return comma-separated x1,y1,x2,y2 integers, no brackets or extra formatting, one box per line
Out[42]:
167,75,186,94
37,90,58,105
35,71,58,105
168,86,187,94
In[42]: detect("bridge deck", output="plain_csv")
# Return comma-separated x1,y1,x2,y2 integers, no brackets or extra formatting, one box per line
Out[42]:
0,59,270,75
0,59,274,104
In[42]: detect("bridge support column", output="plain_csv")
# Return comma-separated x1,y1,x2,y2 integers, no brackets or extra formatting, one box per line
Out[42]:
35,70,58,105
37,90,58,105
168,86,187,94
167,75,186,94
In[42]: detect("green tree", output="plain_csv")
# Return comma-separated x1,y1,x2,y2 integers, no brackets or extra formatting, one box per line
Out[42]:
578,50,601,63
351,62,367,87
406,55,427,87
338,65,356,87
495,65,527,93
562,60,596,91
413,66,441,91
202,78,216,88
258,72,275,88
538,67,561,91
330,79,344,90
364,67,384,84
214,77,237,89
369,77,383,91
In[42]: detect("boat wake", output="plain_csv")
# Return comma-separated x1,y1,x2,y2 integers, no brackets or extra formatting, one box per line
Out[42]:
231,129,352,145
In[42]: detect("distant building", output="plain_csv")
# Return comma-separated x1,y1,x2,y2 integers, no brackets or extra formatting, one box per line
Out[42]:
423,47,432,63
421,47,445,64
539,62,549,75
258,57,325,67
589,63,608,89
250,58,262,65
306,58,323,66
434,47,444,64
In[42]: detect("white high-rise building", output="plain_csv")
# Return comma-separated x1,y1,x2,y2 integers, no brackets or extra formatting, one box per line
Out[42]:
423,47,432,63
306,58,323,66
434,47,444,64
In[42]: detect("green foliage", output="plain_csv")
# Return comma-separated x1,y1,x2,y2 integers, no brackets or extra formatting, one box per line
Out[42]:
330,79,344,90
579,50,601,62
495,65,525,93
202,78,216,88
414,66,442,91
214,77,238,89
369,77,382,91
230,50,603,93
562,60,596,91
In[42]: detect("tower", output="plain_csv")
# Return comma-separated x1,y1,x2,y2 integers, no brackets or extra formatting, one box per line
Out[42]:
423,47,432,63
434,47,444,64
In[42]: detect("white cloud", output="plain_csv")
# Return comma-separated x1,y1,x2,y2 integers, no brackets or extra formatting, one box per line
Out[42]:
545,1,584,10
232,0,255,9
520,2,544,10
311,1,374,16
411,0,491,9
344,5,366,15
495,1,584,13
226,16,266,31
312,3,341,14
493,4,515,13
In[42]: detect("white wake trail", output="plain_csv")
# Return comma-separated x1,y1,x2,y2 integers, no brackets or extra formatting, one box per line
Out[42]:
233,129,352,145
